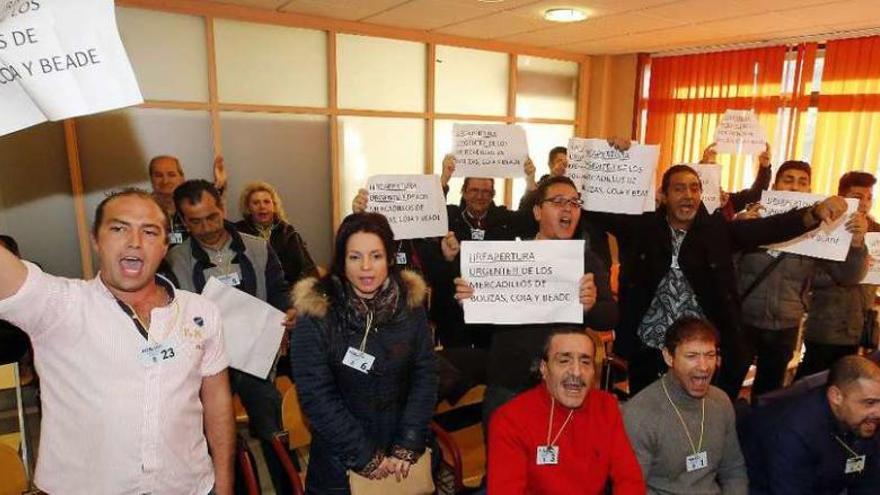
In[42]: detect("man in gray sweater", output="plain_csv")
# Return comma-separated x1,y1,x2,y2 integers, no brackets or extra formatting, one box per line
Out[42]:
623,317,748,494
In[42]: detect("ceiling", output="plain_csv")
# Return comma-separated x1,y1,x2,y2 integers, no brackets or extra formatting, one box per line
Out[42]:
214,0,880,55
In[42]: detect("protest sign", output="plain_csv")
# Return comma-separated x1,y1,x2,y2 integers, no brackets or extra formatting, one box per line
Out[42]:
761,190,858,261
0,0,143,137
366,174,448,240
566,138,658,214
452,124,529,178
714,110,767,155
461,240,584,324
862,233,880,285
693,164,722,213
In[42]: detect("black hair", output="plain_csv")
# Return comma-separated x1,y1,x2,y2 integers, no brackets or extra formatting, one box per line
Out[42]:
540,326,595,361
828,355,880,390
535,175,578,203
661,164,701,194
330,212,397,281
172,179,222,214
838,171,876,195
774,160,811,185
664,316,719,355
0,235,20,256
92,188,168,243
548,146,567,164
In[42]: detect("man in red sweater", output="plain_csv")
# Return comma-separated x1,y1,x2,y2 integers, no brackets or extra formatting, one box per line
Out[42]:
488,327,645,493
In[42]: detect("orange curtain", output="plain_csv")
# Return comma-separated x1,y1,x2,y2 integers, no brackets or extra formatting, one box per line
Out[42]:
644,47,787,192
807,35,880,210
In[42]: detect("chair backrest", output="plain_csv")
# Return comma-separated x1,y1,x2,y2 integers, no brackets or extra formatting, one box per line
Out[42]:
0,443,27,494
281,386,312,450
0,363,18,391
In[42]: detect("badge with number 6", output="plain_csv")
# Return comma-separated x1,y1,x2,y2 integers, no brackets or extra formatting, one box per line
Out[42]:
343,347,375,374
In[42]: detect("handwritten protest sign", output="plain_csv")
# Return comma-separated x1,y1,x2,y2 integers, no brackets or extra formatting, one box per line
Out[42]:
862,233,880,285
714,110,767,155
566,138,658,214
461,240,584,324
0,0,143,137
366,174,448,240
693,164,722,213
452,124,529,178
761,190,857,261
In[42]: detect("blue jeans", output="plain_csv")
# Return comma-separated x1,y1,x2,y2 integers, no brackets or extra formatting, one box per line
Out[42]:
229,369,291,494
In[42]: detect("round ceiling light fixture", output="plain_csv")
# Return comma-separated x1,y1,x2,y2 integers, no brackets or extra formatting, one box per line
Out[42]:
543,8,588,23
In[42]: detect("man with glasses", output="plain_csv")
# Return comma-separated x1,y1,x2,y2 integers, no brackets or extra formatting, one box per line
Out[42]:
453,176,618,428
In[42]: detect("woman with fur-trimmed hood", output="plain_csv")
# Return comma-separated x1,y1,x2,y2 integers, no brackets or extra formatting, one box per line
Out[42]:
290,212,438,493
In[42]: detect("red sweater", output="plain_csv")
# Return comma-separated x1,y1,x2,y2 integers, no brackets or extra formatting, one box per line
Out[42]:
489,386,645,494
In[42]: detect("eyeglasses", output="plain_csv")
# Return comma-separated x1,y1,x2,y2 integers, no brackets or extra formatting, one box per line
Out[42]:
542,196,584,209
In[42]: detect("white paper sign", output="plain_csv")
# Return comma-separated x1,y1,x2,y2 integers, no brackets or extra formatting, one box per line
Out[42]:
0,0,143,137
714,110,767,155
201,277,286,379
761,191,858,261
693,164,722,213
452,124,529,178
862,232,880,285
367,174,448,240
566,138,658,214
461,240,584,324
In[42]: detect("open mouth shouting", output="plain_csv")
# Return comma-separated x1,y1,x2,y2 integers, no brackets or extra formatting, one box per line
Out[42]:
119,256,145,277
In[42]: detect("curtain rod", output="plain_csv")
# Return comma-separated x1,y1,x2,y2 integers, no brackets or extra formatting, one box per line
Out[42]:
651,26,880,58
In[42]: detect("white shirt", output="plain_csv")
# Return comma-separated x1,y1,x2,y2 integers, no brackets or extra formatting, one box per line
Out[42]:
0,262,228,494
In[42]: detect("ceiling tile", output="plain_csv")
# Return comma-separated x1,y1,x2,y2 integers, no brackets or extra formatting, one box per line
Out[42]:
433,11,548,39
781,0,880,26
732,0,845,11
362,0,490,29
641,0,766,23
280,0,410,21
498,12,687,47
212,0,289,8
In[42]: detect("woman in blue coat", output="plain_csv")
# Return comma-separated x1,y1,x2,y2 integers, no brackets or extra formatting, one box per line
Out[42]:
290,212,437,493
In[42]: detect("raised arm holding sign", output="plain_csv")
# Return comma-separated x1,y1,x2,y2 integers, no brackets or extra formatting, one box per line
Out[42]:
760,190,859,261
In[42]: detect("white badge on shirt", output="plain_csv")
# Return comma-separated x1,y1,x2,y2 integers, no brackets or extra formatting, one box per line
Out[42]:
845,455,866,474
685,451,709,472
169,232,184,245
216,271,242,287
471,228,485,241
536,445,559,466
139,341,177,367
343,347,375,374
396,252,407,265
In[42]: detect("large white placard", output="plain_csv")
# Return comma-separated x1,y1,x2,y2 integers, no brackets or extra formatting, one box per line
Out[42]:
202,277,286,379
461,240,584,324
366,174,448,240
761,190,858,261
0,0,143,137
862,232,880,285
566,138,658,214
693,164,722,213
452,123,529,178
713,110,767,155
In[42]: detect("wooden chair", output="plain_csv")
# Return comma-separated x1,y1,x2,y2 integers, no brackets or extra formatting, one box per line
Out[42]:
433,385,486,493
267,385,311,494
0,363,30,482
235,434,261,495
0,443,27,495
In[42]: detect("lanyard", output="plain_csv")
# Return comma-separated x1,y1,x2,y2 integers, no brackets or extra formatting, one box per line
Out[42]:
545,398,575,448
115,297,180,344
461,210,486,232
356,299,374,353
661,375,706,455
833,434,861,458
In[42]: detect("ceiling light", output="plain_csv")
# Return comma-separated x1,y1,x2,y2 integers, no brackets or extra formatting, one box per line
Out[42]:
544,8,588,23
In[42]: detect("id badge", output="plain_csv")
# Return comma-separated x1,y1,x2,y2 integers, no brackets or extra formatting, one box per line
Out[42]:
396,252,407,265
685,451,708,472
471,228,485,241
536,446,559,465
139,341,177,367
342,347,375,374
169,232,184,245
845,455,866,474
767,249,782,258
217,271,242,286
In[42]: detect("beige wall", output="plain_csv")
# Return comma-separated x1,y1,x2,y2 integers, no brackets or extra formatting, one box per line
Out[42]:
586,54,638,140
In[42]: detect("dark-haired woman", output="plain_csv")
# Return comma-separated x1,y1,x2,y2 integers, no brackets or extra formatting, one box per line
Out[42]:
290,212,438,493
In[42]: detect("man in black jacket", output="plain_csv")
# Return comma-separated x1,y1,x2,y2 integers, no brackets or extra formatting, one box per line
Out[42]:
592,164,849,400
